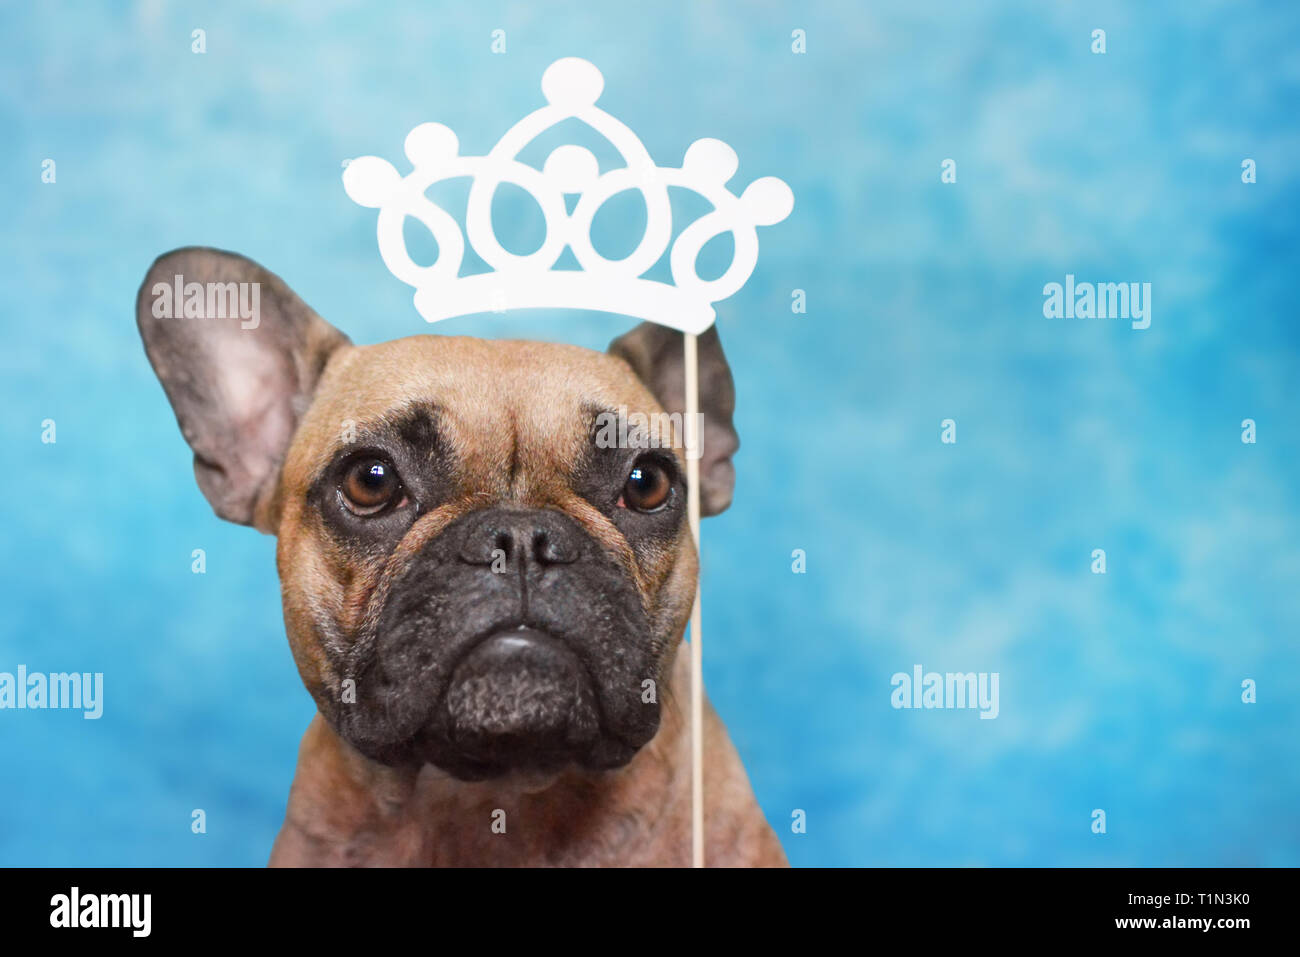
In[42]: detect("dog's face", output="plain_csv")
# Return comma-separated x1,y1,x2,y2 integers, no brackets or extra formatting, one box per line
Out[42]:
137,248,738,780
275,336,703,779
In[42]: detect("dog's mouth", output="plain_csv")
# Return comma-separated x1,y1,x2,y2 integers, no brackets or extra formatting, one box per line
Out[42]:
435,627,602,776
356,625,644,781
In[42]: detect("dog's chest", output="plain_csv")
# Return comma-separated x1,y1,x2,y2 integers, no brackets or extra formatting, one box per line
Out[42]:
407,768,692,867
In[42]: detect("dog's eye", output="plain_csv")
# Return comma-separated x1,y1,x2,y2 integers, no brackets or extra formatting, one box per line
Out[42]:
340,457,404,515
621,459,672,512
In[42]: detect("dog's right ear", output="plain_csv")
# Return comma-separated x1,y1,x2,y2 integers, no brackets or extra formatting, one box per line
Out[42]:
136,247,351,531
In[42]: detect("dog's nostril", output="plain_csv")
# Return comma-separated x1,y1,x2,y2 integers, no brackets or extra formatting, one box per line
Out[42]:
459,523,513,565
534,528,577,565
457,510,582,568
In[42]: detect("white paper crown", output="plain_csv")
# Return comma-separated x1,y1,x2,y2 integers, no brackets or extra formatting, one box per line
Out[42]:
342,57,793,335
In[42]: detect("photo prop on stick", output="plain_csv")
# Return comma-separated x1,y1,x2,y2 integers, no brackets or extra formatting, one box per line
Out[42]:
343,56,793,866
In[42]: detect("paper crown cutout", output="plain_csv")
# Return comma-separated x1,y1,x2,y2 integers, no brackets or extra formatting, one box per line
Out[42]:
342,57,793,334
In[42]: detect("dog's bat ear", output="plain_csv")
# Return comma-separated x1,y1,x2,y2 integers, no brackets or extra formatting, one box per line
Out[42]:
608,322,739,516
136,247,351,531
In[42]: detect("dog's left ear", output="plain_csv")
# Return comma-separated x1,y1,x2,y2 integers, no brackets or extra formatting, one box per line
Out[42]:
608,323,739,516
136,247,351,532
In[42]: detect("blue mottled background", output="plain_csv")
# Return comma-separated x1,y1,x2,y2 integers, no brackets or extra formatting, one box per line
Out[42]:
1,0,1297,866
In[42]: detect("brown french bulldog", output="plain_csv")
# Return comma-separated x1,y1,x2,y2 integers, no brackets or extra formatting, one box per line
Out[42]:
136,247,786,867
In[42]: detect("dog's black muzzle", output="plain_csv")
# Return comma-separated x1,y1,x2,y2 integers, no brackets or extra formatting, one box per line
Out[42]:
337,507,660,780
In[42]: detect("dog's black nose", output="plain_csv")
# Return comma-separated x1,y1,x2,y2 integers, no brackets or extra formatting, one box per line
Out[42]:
457,508,583,568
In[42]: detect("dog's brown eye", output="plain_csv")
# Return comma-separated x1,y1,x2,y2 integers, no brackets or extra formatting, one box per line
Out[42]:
621,459,672,512
340,457,403,515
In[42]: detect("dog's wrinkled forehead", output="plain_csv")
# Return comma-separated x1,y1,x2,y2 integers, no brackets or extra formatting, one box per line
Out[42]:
283,334,664,496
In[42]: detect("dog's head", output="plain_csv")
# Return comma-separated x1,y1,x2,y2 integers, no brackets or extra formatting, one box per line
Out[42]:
137,247,738,780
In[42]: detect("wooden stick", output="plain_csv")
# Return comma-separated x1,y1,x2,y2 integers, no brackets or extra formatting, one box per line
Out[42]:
683,332,703,868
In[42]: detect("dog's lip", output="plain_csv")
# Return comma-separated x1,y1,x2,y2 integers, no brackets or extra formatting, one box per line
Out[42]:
450,627,578,676
492,632,535,651
446,620,570,677
440,620,648,753
359,619,651,767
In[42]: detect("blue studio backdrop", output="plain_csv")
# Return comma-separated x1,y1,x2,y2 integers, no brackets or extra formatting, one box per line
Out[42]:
1,0,1298,866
